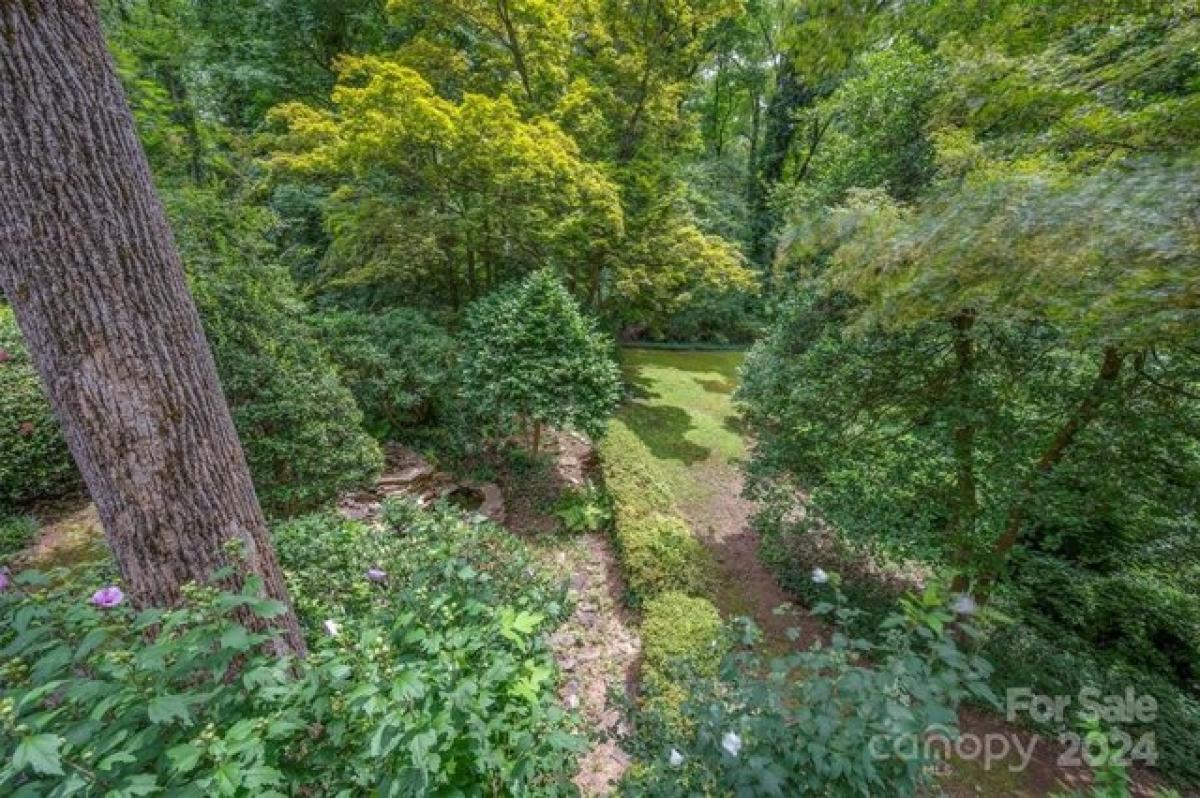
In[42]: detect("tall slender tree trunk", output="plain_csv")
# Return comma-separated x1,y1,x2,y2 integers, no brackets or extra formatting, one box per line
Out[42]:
497,0,534,103
746,87,761,202
976,346,1126,600
0,0,304,656
948,310,978,593
531,420,542,457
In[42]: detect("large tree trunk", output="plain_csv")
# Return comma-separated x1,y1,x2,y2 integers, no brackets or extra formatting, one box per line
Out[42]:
0,0,304,656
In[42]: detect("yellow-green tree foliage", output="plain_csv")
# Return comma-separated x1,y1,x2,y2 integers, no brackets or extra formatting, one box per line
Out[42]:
268,56,623,309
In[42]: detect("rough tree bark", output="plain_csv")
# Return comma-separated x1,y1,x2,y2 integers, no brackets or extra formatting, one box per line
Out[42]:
0,0,305,655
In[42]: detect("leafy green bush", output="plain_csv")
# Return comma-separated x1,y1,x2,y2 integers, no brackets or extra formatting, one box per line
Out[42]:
753,498,1200,787
1007,553,1200,687
0,501,582,795
168,188,383,515
984,622,1200,786
623,585,997,797
311,309,457,439
460,270,621,451
0,308,77,508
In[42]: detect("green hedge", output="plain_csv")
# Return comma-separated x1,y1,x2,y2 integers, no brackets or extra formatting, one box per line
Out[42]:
639,591,727,728
641,592,726,687
599,424,711,603
0,308,77,508
615,513,712,602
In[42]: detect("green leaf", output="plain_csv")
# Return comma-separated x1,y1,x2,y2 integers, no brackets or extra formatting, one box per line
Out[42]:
147,694,192,725
13,733,63,776
219,626,253,652
167,743,202,774
118,773,159,795
250,598,287,619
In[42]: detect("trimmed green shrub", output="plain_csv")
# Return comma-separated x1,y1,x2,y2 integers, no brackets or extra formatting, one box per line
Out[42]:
600,422,710,604
598,425,674,520
639,592,727,731
641,592,726,694
615,514,711,603
0,501,581,795
167,189,383,515
0,308,77,508
599,423,711,603
460,270,621,451
311,309,457,439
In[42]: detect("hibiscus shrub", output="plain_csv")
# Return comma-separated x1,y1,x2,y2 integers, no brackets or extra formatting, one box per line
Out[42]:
622,582,997,797
0,500,582,796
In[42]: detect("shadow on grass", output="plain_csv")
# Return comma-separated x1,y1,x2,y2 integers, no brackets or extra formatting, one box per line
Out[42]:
622,402,711,465
723,414,748,436
696,376,739,395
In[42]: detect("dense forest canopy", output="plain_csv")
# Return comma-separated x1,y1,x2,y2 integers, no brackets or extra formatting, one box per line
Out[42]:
2,0,1199,794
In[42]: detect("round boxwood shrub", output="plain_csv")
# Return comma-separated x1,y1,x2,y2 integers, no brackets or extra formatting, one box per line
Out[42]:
460,269,621,451
0,307,77,508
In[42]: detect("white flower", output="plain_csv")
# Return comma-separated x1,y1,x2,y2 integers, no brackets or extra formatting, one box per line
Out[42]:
323,619,341,637
721,731,742,757
669,748,684,767
952,594,978,616
811,567,829,585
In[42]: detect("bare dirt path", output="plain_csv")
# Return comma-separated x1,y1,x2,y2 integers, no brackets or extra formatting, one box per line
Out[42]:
493,431,640,796
679,460,823,651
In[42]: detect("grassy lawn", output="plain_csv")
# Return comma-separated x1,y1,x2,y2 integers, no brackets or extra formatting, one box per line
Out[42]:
614,348,746,505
